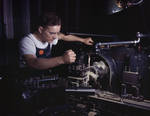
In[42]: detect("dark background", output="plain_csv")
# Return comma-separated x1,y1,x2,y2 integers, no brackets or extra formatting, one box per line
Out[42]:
0,0,150,67
1,1,150,115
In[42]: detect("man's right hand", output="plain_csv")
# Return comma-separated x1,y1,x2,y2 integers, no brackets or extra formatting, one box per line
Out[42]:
62,49,76,64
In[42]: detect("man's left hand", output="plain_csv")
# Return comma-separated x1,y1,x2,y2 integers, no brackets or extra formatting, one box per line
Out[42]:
83,37,94,45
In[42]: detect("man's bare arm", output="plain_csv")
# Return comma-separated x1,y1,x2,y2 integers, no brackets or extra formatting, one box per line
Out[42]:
58,33,94,45
23,50,76,70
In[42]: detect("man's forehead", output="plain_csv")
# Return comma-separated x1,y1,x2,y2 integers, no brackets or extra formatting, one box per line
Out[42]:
46,25,61,30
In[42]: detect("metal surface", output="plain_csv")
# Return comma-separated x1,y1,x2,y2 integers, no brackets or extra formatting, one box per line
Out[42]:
95,38,140,49
106,0,144,15
67,32,117,38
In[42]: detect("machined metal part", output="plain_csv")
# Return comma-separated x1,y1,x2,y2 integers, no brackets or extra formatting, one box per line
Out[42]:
95,37,140,50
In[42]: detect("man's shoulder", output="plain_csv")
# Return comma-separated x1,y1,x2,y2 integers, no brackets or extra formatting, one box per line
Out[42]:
20,33,37,47
21,33,34,42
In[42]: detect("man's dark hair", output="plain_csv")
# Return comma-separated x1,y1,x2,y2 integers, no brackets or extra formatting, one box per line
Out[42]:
40,12,61,27
33,12,61,31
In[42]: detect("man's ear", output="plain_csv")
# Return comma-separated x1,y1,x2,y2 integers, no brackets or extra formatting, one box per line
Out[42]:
38,26,43,33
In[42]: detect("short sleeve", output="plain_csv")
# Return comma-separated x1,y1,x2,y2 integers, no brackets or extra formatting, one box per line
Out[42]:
19,36,36,56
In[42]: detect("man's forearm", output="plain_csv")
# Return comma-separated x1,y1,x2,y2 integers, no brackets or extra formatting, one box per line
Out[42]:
58,33,93,45
58,33,84,42
26,56,64,70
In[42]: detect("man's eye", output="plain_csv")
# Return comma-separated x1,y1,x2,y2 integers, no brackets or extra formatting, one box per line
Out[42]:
49,32,58,35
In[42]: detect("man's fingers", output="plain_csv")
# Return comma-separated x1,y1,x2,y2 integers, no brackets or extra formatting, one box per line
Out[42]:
66,50,76,56
63,49,76,63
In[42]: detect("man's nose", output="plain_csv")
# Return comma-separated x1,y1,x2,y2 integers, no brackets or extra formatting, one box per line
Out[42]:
53,33,58,39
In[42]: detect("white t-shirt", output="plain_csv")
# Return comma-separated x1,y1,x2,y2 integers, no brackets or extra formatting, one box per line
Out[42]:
19,33,58,67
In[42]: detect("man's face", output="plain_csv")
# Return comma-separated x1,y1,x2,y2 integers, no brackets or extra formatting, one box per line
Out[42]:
40,25,61,43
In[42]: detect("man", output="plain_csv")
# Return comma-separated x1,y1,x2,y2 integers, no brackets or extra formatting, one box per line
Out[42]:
18,12,93,115
19,12,93,70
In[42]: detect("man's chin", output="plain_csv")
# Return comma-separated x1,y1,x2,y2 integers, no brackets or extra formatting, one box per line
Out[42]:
47,40,53,43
